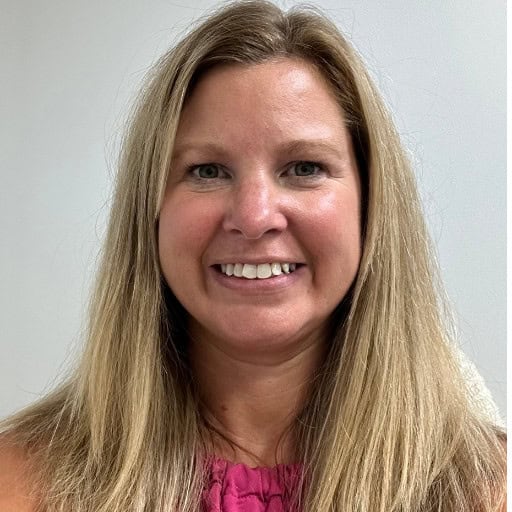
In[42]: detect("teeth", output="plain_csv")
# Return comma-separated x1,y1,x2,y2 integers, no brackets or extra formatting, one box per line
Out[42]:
256,263,272,279
219,262,298,279
271,262,282,276
234,263,243,277
242,264,257,279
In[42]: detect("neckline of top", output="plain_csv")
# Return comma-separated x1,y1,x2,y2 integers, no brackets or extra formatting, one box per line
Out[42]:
206,455,303,472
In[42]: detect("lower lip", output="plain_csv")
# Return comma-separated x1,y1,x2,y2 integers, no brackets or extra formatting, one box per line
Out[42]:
209,265,304,293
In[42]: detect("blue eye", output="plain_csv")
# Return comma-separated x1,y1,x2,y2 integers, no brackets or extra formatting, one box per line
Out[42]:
293,162,320,176
192,164,222,179
283,161,324,179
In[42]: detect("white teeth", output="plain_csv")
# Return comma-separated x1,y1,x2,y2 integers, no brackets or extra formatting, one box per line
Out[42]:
234,263,243,277
256,263,272,279
220,262,298,279
271,262,282,276
242,264,257,279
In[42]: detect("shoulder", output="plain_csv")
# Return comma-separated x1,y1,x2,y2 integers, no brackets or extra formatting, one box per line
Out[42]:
0,435,40,512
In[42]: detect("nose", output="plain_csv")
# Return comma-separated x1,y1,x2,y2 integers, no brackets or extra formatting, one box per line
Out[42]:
222,172,288,239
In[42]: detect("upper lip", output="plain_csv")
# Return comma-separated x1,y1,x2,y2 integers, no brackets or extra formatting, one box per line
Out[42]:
210,257,304,265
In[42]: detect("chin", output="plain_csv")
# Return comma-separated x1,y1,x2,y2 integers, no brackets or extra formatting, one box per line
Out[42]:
193,316,327,361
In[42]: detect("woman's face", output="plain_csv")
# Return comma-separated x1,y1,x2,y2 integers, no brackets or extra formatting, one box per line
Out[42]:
159,58,361,359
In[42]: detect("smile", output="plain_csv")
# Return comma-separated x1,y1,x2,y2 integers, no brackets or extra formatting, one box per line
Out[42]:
219,262,298,279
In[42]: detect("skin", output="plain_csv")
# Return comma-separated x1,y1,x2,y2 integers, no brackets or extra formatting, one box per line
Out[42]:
0,60,505,507
158,58,362,464
0,438,40,511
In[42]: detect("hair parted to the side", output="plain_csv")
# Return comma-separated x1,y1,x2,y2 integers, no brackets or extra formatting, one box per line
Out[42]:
1,1,505,511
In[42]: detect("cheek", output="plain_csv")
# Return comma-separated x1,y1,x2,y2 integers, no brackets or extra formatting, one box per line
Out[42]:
306,187,361,257
158,195,219,272
308,190,361,312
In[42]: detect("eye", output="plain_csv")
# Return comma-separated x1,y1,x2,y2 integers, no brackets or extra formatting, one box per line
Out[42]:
190,163,229,180
283,161,324,178
294,162,320,176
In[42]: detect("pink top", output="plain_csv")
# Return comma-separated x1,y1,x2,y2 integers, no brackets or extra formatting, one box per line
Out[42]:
202,457,303,512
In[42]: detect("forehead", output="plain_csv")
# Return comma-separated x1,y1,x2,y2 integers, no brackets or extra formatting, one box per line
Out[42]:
174,58,349,153
189,57,337,99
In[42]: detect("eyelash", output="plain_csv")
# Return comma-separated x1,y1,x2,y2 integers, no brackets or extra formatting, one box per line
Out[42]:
187,161,325,181
188,163,230,180
282,161,324,178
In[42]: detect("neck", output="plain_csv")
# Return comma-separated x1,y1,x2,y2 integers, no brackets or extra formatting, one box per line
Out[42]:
190,333,325,467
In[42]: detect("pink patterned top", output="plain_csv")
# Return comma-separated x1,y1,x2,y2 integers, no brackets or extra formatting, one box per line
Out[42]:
202,457,303,512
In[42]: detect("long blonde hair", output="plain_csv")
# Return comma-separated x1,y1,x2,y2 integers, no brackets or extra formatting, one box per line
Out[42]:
2,1,505,510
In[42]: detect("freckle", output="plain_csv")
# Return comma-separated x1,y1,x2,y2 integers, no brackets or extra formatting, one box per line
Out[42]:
221,405,228,412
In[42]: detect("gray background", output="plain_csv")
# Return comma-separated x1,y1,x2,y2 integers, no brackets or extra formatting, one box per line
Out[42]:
1,0,506,419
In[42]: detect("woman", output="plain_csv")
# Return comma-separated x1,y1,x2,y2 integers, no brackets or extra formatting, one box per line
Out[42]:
0,1,505,510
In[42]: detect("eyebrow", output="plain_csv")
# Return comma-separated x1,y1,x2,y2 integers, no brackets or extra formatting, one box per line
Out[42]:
172,138,346,161
278,139,346,159
171,141,231,162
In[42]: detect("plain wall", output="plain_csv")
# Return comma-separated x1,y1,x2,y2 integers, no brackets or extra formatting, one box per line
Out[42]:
1,0,506,418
